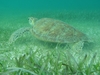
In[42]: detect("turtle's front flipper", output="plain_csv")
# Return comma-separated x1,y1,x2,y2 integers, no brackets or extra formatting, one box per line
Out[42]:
8,27,30,44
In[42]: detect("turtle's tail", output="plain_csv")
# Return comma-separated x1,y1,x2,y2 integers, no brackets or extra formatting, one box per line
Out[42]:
8,27,30,44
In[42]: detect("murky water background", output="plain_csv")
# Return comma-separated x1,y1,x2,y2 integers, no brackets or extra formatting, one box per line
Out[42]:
0,0,100,69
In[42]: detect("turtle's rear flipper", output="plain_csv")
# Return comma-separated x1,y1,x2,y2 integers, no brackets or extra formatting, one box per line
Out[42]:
72,41,84,53
8,27,30,44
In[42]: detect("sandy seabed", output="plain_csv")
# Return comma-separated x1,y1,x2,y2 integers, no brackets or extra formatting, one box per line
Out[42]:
0,10,100,65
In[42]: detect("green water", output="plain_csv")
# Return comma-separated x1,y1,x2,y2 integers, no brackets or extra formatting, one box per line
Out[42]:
0,0,100,74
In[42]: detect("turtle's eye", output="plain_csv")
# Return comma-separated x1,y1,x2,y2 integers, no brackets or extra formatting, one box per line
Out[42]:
28,17,32,20
28,18,30,20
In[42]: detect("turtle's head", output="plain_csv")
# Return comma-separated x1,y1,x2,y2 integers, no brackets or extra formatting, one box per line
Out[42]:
29,17,38,26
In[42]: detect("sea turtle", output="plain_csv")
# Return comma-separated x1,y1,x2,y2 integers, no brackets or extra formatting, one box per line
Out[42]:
8,17,88,50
